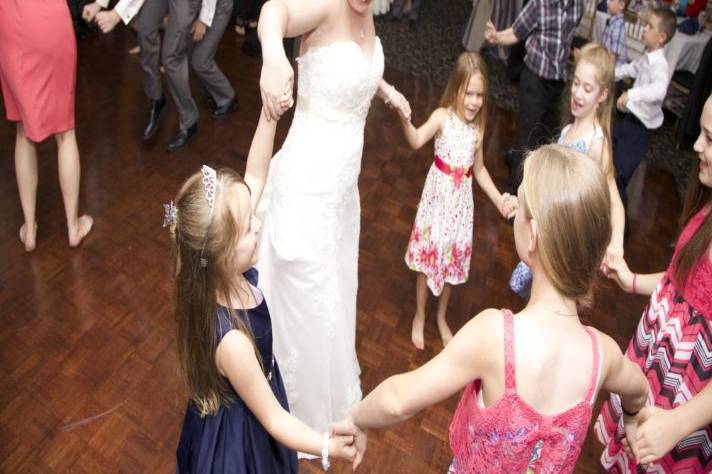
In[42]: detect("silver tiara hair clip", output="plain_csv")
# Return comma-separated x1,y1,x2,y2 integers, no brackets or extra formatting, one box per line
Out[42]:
163,200,177,228
201,165,217,216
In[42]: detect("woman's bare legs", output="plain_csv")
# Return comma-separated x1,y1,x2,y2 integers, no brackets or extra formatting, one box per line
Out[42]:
411,272,429,350
14,123,38,251
55,129,92,247
436,284,453,346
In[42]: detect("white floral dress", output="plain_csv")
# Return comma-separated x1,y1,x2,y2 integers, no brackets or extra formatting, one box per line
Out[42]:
405,110,478,295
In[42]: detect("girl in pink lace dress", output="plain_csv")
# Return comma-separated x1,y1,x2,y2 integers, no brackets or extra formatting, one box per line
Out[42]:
594,97,712,473
338,145,649,473
403,52,515,350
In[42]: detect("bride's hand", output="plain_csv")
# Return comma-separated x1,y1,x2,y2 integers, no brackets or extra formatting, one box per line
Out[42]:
385,87,411,122
260,52,294,121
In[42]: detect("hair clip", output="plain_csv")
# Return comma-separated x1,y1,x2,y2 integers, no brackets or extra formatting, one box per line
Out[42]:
163,200,177,228
201,165,217,215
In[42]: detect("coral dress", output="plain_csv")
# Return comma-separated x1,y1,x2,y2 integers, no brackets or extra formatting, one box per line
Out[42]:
405,110,477,296
595,205,712,473
448,309,602,473
0,0,76,142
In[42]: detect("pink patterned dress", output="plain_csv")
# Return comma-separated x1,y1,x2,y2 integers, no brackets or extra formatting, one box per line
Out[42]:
595,205,712,473
404,110,477,296
448,309,602,473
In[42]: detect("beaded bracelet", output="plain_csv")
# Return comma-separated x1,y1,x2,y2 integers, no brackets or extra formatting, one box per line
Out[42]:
321,432,330,471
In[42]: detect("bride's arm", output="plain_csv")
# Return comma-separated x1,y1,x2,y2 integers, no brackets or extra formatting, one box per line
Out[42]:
245,110,278,211
258,0,333,121
377,79,411,121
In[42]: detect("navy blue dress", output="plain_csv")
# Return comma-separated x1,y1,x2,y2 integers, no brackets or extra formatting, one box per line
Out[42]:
176,268,299,473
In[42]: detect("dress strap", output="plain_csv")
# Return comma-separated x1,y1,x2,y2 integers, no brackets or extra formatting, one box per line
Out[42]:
501,309,517,391
582,326,602,404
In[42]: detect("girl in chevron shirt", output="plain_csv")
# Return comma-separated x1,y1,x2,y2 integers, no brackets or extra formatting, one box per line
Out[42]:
595,96,712,472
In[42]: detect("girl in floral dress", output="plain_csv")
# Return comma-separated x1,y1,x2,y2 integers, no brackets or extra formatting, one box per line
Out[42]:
403,52,516,350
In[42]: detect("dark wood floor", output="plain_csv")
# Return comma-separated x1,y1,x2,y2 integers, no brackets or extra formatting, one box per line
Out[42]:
0,26,681,473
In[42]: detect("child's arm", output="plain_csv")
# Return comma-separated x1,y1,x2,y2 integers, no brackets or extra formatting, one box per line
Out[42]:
589,138,625,261
347,309,499,429
635,382,712,465
614,57,639,81
598,331,649,459
622,64,668,105
604,258,664,296
217,330,356,461
400,107,447,150
472,138,513,218
244,109,278,211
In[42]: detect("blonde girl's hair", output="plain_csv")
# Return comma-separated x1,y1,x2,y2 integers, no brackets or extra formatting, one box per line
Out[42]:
563,42,615,178
169,167,260,417
521,145,612,306
440,51,488,138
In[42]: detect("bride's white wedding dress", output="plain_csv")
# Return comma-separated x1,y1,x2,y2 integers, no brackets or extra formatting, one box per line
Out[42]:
256,38,384,438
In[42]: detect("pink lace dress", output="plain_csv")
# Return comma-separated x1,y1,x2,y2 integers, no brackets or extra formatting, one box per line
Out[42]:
595,205,712,473
404,110,477,296
448,309,601,473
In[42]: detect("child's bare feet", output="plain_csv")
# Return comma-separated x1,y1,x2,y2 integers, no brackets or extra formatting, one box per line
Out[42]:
411,312,426,350
68,215,93,248
437,318,453,347
19,222,37,252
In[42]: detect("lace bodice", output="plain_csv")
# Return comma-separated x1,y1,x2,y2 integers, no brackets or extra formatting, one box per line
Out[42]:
434,111,477,168
449,310,601,473
295,38,384,124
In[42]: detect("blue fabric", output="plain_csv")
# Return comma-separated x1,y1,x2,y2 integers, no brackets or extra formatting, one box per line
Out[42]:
176,268,299,474
509,261,533,299
678,16,700,35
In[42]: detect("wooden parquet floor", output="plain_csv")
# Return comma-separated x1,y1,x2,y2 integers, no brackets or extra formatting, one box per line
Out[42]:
0,26,681,473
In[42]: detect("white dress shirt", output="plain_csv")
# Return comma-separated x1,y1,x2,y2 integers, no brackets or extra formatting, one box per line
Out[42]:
96,0,217,28
615,48,669,129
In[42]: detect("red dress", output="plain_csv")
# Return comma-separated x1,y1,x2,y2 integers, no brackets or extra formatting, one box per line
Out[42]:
448,309,602,473
0,0,77,142
595,205,712,473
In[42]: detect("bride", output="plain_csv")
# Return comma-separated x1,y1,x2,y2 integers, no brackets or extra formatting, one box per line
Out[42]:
247,0,411,446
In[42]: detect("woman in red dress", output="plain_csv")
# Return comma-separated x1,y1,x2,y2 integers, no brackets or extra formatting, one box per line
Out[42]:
595,96,712,472
0,0,92,251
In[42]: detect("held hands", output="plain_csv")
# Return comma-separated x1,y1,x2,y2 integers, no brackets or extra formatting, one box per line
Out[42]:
617,92,629,112
95,10,121,33
260,54,295,121
623,407,687,467
602,244,624,274
384,86,412,122
82,2,102,22
498,193,518,219
331,417,367,470
192,20,208,42
602,257,635,293
485,21,498,45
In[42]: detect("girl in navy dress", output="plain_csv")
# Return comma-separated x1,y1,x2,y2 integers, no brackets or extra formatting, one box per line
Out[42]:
167,113,356,473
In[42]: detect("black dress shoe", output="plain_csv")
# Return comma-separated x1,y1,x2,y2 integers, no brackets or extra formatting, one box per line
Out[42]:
212,98,238,118
203,96,217,111
167,123,198,152
142,96,166,140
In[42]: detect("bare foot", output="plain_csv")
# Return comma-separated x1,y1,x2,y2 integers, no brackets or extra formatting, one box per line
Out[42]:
411,313,426,350
128,45,141,55
19,222,37,252
68,215,93,248
437,318,453,347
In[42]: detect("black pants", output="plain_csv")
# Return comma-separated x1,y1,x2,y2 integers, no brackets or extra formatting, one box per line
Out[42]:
612,112,652,208
507,66,564,190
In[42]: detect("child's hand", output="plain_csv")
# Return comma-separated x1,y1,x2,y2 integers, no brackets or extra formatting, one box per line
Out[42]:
616,92,629,112
328,433,357,464
602,243,624,272
622,413,641,460
498,193,518,219
385,87,412,122
485,20,498,44
603,257,635,293
331,417,367,469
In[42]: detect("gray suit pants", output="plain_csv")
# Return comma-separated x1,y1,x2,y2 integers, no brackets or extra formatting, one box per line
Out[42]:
132,0,169,102
162,0,234,129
